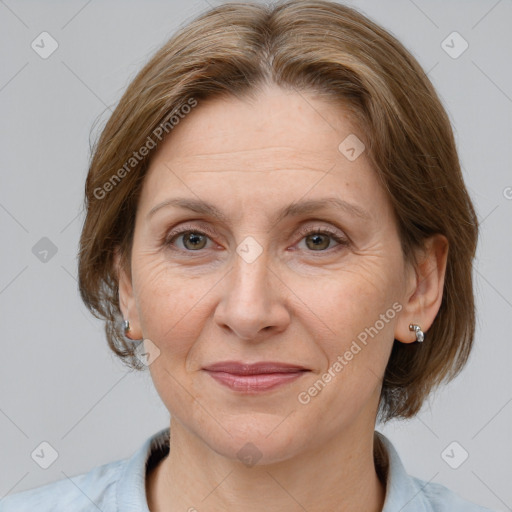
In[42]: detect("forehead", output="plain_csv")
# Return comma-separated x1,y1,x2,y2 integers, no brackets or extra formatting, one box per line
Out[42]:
138,86,389,223
154,86,360,160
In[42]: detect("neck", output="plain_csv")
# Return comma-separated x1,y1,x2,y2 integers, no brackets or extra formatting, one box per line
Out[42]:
146,418,387,512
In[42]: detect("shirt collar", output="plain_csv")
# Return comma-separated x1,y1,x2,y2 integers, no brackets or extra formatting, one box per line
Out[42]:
116,426,170,512
377,430,430,512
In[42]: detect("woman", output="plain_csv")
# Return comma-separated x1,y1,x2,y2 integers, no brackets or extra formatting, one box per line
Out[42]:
1,1,496,510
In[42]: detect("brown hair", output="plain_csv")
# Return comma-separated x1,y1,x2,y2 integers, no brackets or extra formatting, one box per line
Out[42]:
78,0,478,422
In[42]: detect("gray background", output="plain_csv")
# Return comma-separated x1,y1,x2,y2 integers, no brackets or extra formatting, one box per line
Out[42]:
1,0,511,509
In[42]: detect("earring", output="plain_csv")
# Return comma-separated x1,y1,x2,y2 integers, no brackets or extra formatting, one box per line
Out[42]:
122,318,143,344
409,324,424,343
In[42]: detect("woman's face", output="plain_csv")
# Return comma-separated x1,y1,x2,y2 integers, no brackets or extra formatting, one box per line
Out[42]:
118,85,417,464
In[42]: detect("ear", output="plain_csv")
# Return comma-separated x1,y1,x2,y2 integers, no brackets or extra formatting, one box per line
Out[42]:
394,234,449,344
114,247,143,340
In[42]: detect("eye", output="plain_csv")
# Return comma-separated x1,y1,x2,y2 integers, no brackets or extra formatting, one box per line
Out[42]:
163,225,349,253
164,228,214,251
295,226,349,252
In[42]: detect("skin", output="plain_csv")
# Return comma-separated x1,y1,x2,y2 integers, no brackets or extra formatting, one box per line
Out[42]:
116,84,448,512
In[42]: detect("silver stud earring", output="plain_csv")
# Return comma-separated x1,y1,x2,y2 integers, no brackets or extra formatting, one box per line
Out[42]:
409,324,424,343
122,319,143,343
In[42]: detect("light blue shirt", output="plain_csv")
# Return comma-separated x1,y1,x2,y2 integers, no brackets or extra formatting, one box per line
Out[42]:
0,428,495,511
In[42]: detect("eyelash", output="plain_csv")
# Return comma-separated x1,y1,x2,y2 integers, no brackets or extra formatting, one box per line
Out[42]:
162,224,349,254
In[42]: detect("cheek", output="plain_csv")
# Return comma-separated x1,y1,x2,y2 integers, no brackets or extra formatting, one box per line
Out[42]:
297,258,401,404
303,258,401,343
132,257,211,416
132,255,210,357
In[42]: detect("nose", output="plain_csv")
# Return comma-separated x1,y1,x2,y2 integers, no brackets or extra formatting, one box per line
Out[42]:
214,244,291,342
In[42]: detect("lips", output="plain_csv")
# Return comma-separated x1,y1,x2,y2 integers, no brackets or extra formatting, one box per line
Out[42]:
202,361,309,375
202,361,310,393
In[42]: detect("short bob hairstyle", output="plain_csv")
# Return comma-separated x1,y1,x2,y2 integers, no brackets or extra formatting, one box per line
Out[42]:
78,0,478,423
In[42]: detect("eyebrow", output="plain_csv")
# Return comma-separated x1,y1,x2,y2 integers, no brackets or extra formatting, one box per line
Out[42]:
146,196,370,223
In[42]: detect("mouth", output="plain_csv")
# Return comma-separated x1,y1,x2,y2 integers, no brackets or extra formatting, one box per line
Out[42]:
202,361,310,393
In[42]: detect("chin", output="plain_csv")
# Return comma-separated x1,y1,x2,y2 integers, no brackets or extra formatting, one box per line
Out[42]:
195,415,310,467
